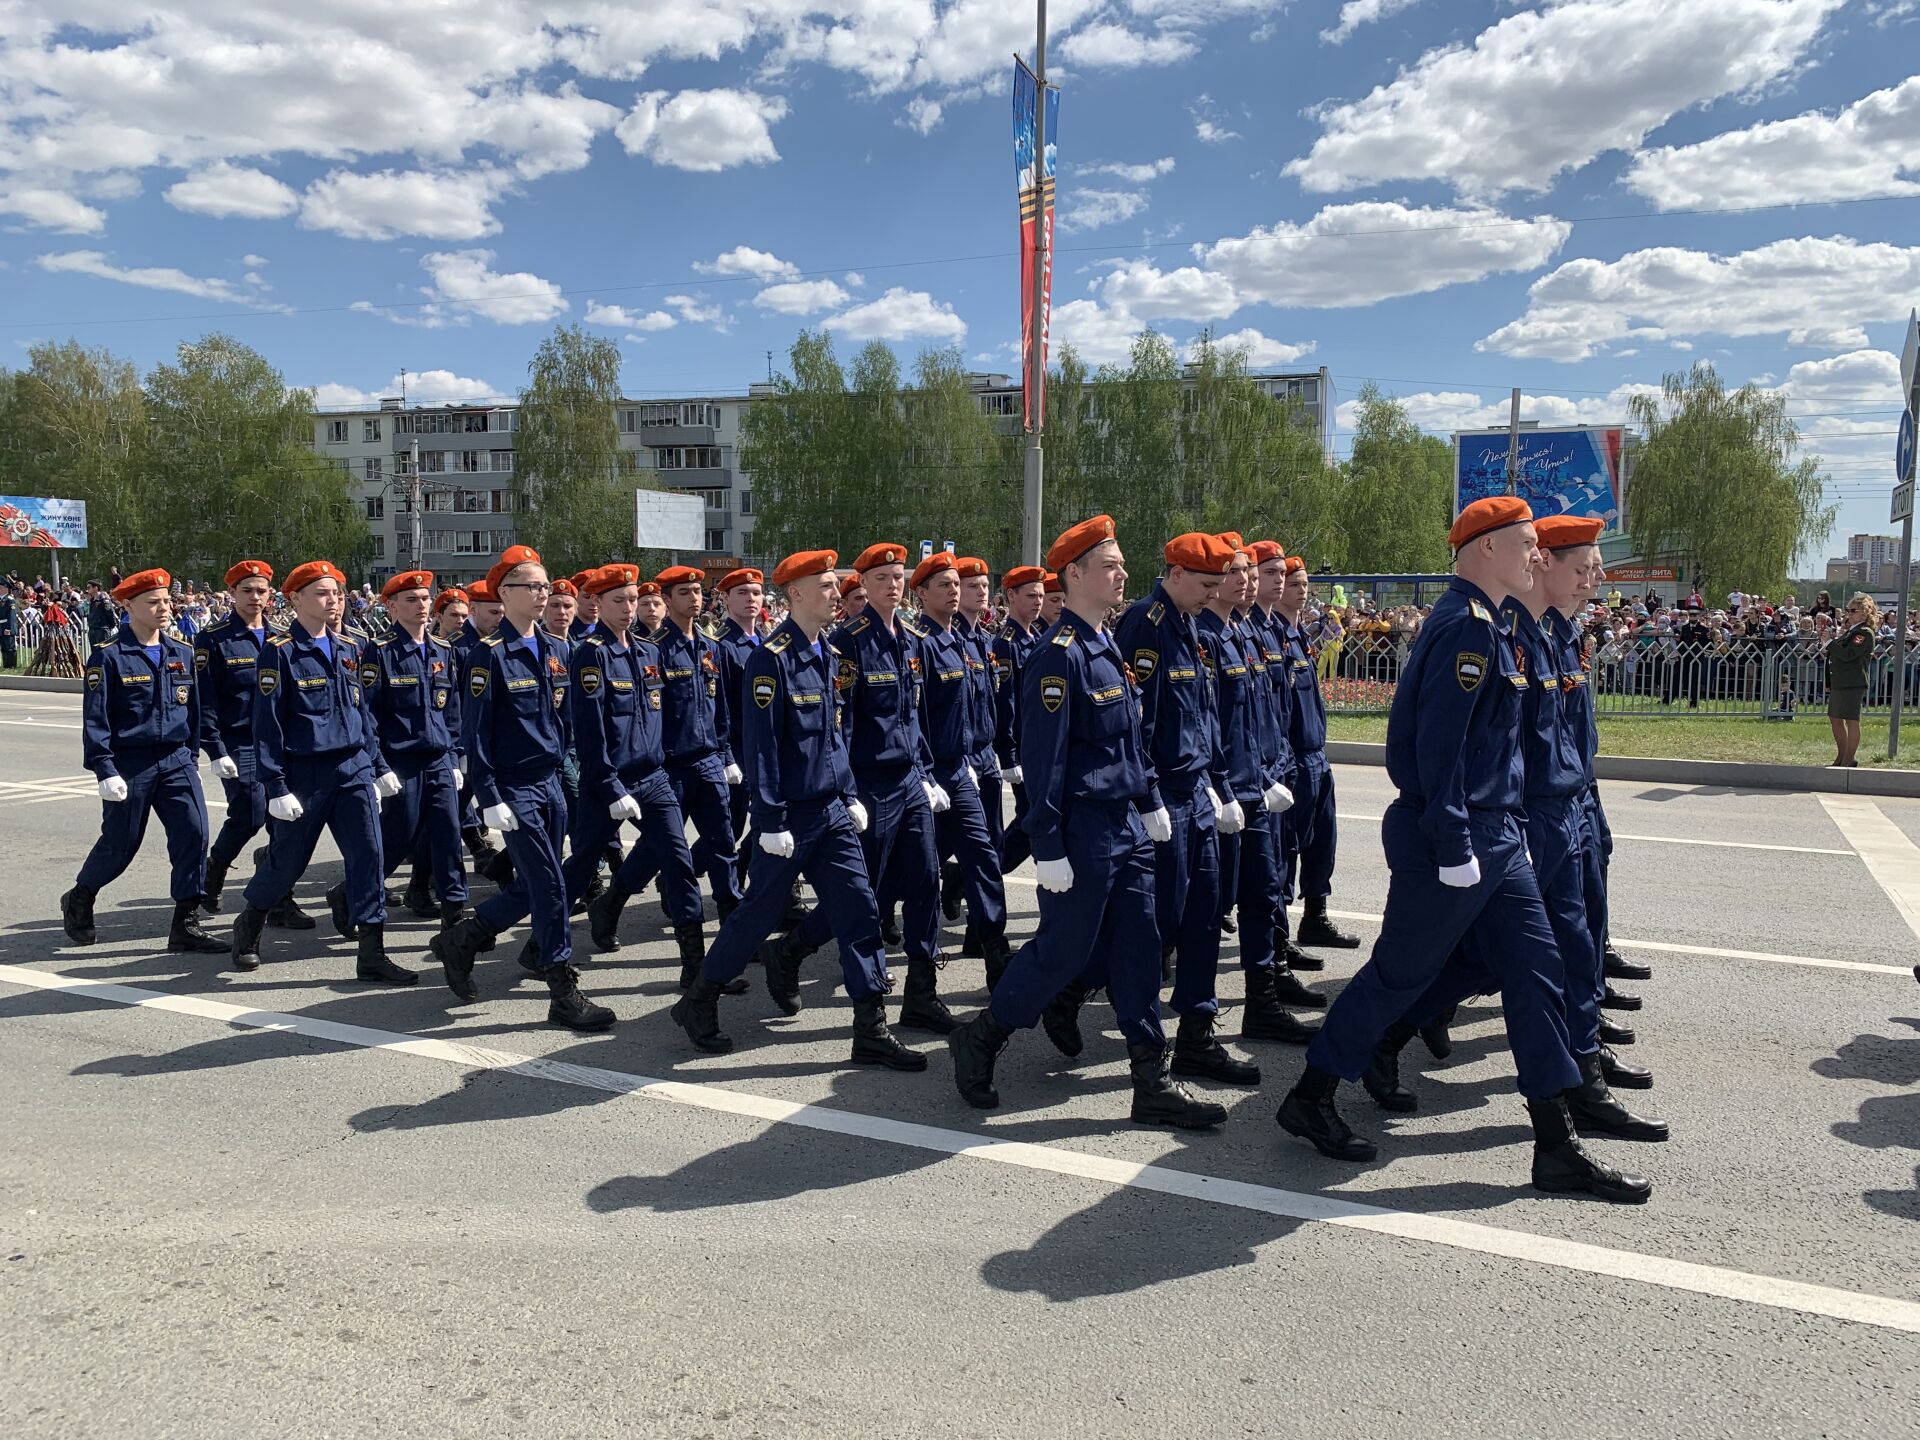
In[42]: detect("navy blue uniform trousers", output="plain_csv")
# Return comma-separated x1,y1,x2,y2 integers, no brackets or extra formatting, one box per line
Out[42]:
1282,753,1337,904
476,770,572,970
1157,788,1223,1017
674,756,744,906
1216,808,1280,974
570,767,702,928
796,768,939,965
244,752,386,927
934,770,1006,938
207,742,268,874
380,760,467,904
78,750,210,903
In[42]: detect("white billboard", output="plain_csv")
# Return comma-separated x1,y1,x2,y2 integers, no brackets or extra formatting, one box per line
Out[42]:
635,489,705,550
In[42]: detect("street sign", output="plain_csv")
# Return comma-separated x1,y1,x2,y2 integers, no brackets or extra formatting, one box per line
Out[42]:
1900,407,1917,484
1904,308,1920,401
1894,480,1914,525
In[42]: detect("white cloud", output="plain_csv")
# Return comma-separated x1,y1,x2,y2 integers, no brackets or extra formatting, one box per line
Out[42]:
0,187,105,233
470,83,620,180
419,249,567,325
37,249,256,305
902,97,944,135
300,169,508,242
1100,260,1240,321
1478,236,1920,361
1767,349,1907,482
753,279,852,315
1058,188,1151,233
1080,156,1176,184
694,246,799,281
312,369,500,409
584,301,676,331
1625,74,1920,210
665,293,727,326
1190,92,1241,144
164,162,299,220
1336,383,1661,434
241,253,268,268
1289,0,1845,196
1053,298,1161,367
1322,0,1424,45
823,287,967,342
616,89,787,172
1057,22,1198,68
1195,329,1316,368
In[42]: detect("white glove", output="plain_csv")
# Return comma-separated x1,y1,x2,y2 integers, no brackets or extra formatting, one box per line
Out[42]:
1262,781,1295,814
268,793,304,823
374,771,403,800
1218,799,1247,836
724,762,744,786
608,794,642,822
847,799,869,833
1002,765,1023,785
213,755,239,780
483,802,520,833
966,765,978,788
1438,855,1482,889
1143,806,1173,843
760,829,796,858
1035,856,1075,892
925,781,951,813
1205,785,1225,821
98,776,129,802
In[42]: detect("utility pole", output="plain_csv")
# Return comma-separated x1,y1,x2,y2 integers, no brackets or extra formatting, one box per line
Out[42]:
1890,308,1919,757
409,435,423,572
1021,0,1049,566
1504,387,1523,498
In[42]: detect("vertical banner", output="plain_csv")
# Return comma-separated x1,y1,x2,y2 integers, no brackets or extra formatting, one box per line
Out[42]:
1013,59,1057,431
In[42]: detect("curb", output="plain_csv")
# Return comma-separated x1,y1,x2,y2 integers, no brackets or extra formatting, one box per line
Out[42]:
0,675,82,694
1323,740,1920,800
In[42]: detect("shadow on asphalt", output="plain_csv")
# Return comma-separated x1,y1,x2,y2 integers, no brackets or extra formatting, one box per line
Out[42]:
1812,1017,1920,1222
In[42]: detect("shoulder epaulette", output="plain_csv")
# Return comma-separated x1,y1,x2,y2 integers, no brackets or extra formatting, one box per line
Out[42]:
844,613,870,635
581,633,606,647
429,634,454,648
480,633,503,647
1052,624,1077,648
900,615,927,638
1468,600,1493,624
645,625,668,645
1146,601,1164,626
765,631,792,653
266,634,290,647
999,621,1019,640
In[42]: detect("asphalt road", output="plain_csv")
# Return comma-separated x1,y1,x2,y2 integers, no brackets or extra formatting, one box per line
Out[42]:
3,687,1918,1439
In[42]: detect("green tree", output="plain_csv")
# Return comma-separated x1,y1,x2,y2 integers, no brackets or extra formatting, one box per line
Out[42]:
1335,383,1454,572
513,324,644,574
1086,331,1185,554
906,346,1021,565
1626,362,1834,597
739,330,863,559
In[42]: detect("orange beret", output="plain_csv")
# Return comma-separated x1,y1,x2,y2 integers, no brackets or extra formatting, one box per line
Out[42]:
716,568,763,592
570,570,596,593
1249,540,1284,565
1533,514,1605,551
112,568,171,603
1217,531,1246,552
954,556,989,579
498,544,541,569
911,552,958,589
1045,515,1116,573
1043,571,1063,593
1448,496,1534,551
465,578,498,604
853,543,907,573
549,578,577,598
586,564,640,597
284,560,345,594
1003,565,1046,590
656,565,703,589
772,550,838,587
1283,555,1306,574
1164,532,1235,575
381,569,434,601
224,560,273,589
434,587,469,614
635,581,662,598
839,572,867,598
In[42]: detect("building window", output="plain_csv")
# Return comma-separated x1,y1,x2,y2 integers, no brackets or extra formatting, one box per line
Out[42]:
455,450,483,472
364,495,384,521
706,528,726,551
490,450,513,473
364,456,382,481
979,393,1017,417
739,490,753,516
425,490,454,512
363,418,382,443
370,535,386,559
618,409,639,433
326,419,349,444
490,409,515,432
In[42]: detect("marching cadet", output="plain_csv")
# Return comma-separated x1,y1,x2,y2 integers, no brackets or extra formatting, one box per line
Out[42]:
195,560,314,930
343,571,469,945
228,561,414,984
837,571,868,622
636,583,666,634
433,587,470,643
62,569,225,954
1272,554,1363,964
1274,498,1651,1203
568,573,600,642
991,565,1047,874
565,564,716,990
913,552,1012,989
1040,571,1065,629
389,584,477,919
670,549,922,1072
427,546,614,1030
544,578,580,638
946,517,1225,1130
653,565,746,921
462,578,505,647
452,575,513,888
762,543,956,1031
713,568,768,898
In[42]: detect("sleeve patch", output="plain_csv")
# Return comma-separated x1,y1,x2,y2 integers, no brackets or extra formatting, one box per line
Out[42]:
580,667,601,696
194,650,208,671
752,673,778,708
469,667,489,698
360,662,380,688
257,668,278,695
1039,675,1067,712
1131,648,1158,679
86,667,103,690
1456,653,1486,691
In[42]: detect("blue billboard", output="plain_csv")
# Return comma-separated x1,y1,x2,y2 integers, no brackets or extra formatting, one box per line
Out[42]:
0,495,89,549
1453,427,1625,536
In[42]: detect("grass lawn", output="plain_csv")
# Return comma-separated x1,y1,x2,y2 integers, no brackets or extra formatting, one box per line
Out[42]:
1326,712,1920,770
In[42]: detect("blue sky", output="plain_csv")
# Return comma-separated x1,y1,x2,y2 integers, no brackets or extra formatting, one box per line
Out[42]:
3,1,1918,565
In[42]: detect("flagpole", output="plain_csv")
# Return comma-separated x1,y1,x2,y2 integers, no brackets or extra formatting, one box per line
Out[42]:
1022,0,1048,566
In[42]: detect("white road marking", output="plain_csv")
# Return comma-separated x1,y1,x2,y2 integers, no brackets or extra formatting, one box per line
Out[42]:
0,717,82,730
1819,795,1920,945
1333,811,1853,857
4,961,1918,1338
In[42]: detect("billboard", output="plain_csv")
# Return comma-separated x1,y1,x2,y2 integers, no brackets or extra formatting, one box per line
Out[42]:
1453,427,1625,536
0,495,89,549
634,489,705,550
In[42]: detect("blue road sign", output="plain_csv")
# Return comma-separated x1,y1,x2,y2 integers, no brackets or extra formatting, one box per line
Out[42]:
1899,407,1916,485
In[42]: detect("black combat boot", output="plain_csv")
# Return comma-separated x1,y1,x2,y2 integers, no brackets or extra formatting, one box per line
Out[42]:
940,861,964,922
1161,943,1176,984
1598,1043,1653,1089
1219,913,1237,936
1601,982,1642,1012
948,1009,1014,1109
1361,1021,1418,1112
677,922,747,993
1276,1064,1377,1161
60,885,98,945
199,859,229,915
1276,924,1323,972
1171,1011,1261,1086
1041,980,1090,1057
324,882,357,940
1239,967,1320,1044
760,927,812,1015
669,977,733,1053
588,883,629,953
1566,1052,1668,1140
959,923,982,959
879,906,902,948
429,916,495,1002
229,903,268,972
266,895,316,930
780,881,805,929
543,964,615,1031
1271,960,1327,1010
1597,1013,1636,1046
898,957,958,1034
1527,1094,1653,1203
1296,896,1361,949
851,997,928,1070
481,848,515,890
981,931,1013,994
402,866,437,919
464,829,499,867
516,937,543,975
438,899,468,933
355,925,418,985
166,898,225,954
1603,939,1651,980
1420,1004,1458,1060
1129,1045,1228,1129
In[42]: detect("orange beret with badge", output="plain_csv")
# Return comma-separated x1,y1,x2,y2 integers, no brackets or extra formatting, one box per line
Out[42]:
852,543,907,573
433,587,469,614
569,570,596,595
1217,531,1246,553
586,564,641,597
656,565,703,590
1045,514,1116,573
381,570,434,601
1042,571,1063,594
465,577,498,604
112,568,171,603
549,578,578,598
635,580,661,598
1164,532,1235,575
953,555,989,579
838,572,868,599
1533,514,1605,551
284,559,346,594
1002,565,1046,591
485,544,544,594
1249,540,1284,566
911,551,958,589
1283,555,1306,574
1448,496,1534,551
716,567,764,593
224,560,273,589
772,550,838,587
